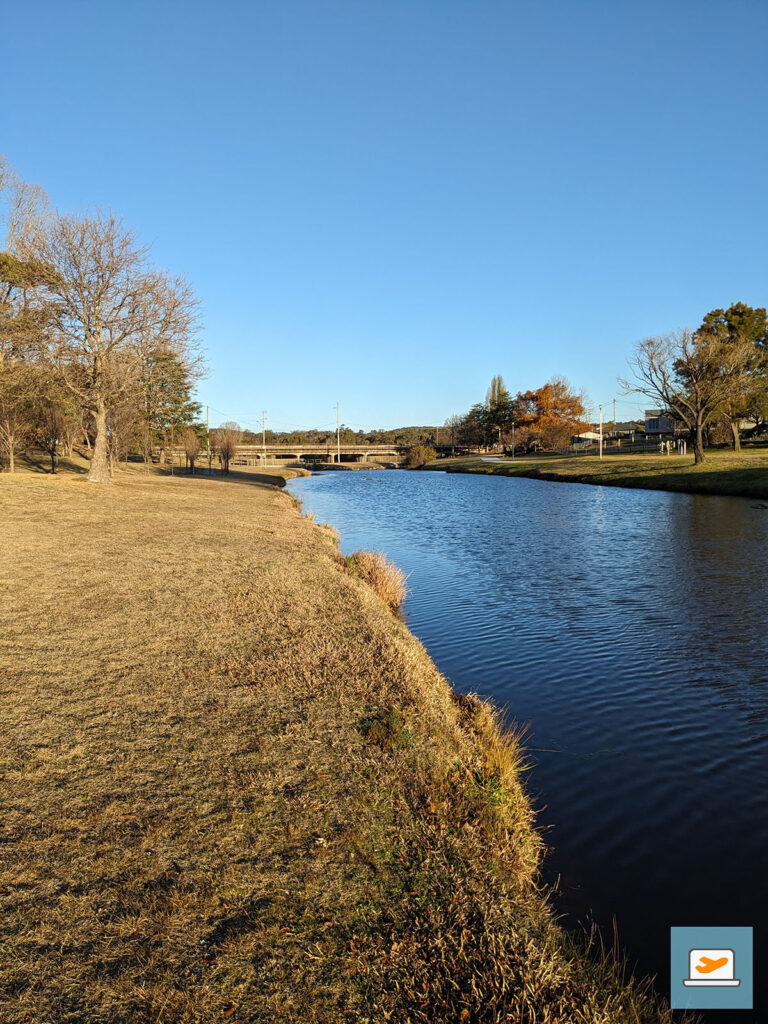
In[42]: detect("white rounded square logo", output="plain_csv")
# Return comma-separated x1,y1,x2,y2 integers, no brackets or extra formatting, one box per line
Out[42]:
683,948,740,987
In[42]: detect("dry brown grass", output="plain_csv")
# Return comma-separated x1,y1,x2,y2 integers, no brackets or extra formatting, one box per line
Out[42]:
0,469,681,1023
346,549,409,611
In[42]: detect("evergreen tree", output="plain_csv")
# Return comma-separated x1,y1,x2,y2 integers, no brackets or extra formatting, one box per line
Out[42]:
139,347,201,468
698,302,768,449
484,374,515,447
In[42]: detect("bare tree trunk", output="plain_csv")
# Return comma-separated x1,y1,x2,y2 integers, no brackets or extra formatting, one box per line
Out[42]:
729,416,742,452
2,420,15,473
694,421,705,464
88,406,111,483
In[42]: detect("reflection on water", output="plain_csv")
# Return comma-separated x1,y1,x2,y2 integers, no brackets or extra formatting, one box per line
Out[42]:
287,470,768,1013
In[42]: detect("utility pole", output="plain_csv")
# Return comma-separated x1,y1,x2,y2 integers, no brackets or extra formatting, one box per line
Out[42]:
613,397,616,434
511,419,515,459
262,410,267,466
599,404,604,460
336,401,341,464
206,405,211,474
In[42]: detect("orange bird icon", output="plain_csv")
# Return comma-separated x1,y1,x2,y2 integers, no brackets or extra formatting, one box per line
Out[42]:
696,956,729,974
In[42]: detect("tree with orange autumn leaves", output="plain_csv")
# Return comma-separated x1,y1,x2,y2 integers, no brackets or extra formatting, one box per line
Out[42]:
514,375,590,451
454,374,589,451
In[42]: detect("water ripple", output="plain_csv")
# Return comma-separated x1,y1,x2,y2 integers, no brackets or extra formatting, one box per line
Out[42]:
288,470,768,1009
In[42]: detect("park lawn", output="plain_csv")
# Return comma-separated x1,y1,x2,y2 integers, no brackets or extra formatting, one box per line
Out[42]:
1,468,678,1023
426,448,768,499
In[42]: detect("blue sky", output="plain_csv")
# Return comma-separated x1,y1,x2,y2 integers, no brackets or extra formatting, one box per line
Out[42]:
2,0,767,431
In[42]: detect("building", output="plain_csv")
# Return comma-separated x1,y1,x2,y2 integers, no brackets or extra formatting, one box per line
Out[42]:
644,409,676,436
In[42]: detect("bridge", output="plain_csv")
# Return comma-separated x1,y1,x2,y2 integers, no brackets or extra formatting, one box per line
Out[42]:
231,443,401,465
167,442,471,466
229,442,469,465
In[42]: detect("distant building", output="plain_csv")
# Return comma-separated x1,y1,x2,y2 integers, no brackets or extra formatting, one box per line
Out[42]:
614,420,643,435
644,409,676,435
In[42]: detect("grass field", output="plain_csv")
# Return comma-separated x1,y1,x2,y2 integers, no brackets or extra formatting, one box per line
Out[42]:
425,448,768,499
1,466,682,1022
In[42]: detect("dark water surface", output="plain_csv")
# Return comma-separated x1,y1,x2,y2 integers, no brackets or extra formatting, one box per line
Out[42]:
288,469,768,1015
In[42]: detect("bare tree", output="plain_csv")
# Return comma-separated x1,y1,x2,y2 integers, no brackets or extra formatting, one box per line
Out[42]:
0,158,50,472
183,426,201,473
107,395,144,471
213,421,242,474
35,401,66,474
619,330,752,464
0,358,35,471
444,414,463,447
25,210,200,483
0,156,48,253
61,405,85,457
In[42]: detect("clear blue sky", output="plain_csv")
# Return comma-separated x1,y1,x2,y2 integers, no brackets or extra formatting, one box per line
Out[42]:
3,0,767,431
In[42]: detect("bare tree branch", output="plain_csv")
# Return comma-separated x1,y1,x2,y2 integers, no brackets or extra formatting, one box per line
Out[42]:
619,329,753,463
24,209,201,483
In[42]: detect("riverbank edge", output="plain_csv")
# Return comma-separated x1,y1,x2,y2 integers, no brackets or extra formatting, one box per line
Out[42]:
423,456,768,500
1,469,679,1023
280,474,677,1022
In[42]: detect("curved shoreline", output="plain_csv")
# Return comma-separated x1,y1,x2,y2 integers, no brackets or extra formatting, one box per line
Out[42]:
424,451,768,501
1,468,678,1022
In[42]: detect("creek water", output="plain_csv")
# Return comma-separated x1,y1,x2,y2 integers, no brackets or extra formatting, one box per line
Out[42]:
287,469,768,1016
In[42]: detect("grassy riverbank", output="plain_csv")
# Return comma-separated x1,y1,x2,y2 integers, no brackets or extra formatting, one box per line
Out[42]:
1,468,679,1022
425,448,768,500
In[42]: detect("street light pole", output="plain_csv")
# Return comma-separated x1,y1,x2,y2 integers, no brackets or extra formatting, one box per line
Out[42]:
599,404,604,459
262,410,267,466
206,405,211,474
336,401,341,464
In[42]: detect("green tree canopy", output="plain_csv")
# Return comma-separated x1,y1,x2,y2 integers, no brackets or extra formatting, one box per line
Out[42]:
697,302,768,448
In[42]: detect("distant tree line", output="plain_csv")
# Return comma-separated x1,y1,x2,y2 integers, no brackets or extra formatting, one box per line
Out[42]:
0,156,202,481
241,425,443,447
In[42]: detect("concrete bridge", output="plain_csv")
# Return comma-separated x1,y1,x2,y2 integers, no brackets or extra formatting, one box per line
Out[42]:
229,443,475,464
167,442,472,466
230,443,401,465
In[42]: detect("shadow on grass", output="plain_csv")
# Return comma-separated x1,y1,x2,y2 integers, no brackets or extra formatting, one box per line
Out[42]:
13,454,90,476
160,466,304,490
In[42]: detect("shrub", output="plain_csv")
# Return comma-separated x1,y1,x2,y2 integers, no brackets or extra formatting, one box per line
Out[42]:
358,708,414,751
404,445,437,469
347,550,409,611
